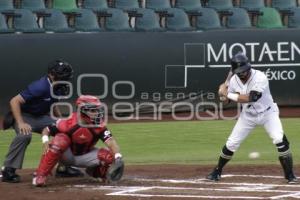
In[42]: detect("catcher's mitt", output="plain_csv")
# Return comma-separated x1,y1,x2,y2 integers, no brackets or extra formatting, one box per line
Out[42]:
106,158,124,183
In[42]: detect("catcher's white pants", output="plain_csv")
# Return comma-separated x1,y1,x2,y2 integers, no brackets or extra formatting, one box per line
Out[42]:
226,103,284,152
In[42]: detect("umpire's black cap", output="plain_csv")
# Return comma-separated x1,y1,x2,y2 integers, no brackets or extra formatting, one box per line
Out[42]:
48,59,73,81
231,52,251,74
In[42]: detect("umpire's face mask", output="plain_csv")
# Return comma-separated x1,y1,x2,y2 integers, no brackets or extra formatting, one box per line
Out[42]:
53,83,70,97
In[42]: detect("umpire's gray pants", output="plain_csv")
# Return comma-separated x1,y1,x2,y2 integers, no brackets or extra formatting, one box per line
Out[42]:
3,113,55,169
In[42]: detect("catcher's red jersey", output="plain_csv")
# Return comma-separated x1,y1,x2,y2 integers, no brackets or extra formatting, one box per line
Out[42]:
47,113,112,155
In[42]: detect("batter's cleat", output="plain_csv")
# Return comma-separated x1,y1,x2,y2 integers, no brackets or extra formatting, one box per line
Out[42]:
1,167,21,183
55,165,84,178
206,168,221,181
287,175,298,184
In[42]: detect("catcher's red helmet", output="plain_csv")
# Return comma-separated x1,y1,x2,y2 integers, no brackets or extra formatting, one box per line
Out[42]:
76,95,104,126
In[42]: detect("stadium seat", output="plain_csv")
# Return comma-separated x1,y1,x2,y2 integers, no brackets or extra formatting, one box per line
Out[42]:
82,0,109,12
195,7,222,30
21,0,46,12
240,0,265,12
13,9,44,33
288,7,300,28
175,0,202,12
165,8,195,31
272,0,297,11
257,7,284,28
207,0,233,12
52,0,78,12
43,9,74,32
105,8,133,31
114,0,140,11
0,13,13,33
135,8,164,31
145,0,172,11
0,0,14,11
226,8,251,28
74,9,102,32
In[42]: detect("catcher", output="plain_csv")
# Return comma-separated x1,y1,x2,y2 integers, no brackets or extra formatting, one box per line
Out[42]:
32,95,124,187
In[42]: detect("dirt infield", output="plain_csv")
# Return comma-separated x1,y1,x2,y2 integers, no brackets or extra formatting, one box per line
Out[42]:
1,164,300,200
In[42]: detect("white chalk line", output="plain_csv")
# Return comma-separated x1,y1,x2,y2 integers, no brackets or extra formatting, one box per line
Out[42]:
109,193,268,199
70,174,300,199
133,176,300,188
271,192,300,199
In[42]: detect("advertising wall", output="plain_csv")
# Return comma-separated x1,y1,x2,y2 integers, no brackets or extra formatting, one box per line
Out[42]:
0,29,299,116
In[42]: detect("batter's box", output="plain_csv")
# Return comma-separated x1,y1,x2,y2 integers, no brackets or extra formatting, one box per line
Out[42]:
107,185,300,199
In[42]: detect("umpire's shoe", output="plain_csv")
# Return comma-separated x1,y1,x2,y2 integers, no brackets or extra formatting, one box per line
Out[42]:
55,165,84,178
206,168,221,181
1,167,21,183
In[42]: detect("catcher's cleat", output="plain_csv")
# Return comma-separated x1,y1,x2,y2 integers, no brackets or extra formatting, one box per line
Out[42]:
206,168,221,181
1,167,21,183
55,165,84,178
32,173,47,187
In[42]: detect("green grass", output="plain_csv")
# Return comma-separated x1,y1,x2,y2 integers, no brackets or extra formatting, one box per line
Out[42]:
1,118,300,168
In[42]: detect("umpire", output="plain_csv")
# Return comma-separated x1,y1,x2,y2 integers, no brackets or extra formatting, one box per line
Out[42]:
1,60,82,183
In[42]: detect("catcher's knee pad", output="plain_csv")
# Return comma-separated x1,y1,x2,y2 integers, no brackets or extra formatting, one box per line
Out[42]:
49,133,71,153
276,134,290,156
85,165,109,179
220,145,234,160
98,148,114,166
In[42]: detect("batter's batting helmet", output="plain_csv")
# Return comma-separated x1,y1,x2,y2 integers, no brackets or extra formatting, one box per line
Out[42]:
231,52,251,74
48,59,73,81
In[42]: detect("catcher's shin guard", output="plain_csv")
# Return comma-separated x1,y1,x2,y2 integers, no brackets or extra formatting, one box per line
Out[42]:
34,134,70,186
98,148,114,166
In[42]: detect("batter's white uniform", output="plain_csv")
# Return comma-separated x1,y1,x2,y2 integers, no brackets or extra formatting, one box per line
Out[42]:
226,69,284,152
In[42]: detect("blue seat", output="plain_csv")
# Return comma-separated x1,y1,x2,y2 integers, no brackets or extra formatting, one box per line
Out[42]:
146,0,172,11
195,8,222,30
82,0,109,12
0,13,13,33
272,0,297,11
105,8,133,31
135,8,164,31
21,0,46,12
13,9,44,33
75,9,102,32
288,7,300,28
115,0,140,11
175,0,202,12
43,9,74,32
227,8,251,28
166,8,195,31
207,0,233,12
240,0,265,12
0,0,14,11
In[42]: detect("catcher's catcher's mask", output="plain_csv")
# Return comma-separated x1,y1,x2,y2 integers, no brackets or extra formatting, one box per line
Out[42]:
76,95,105,126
